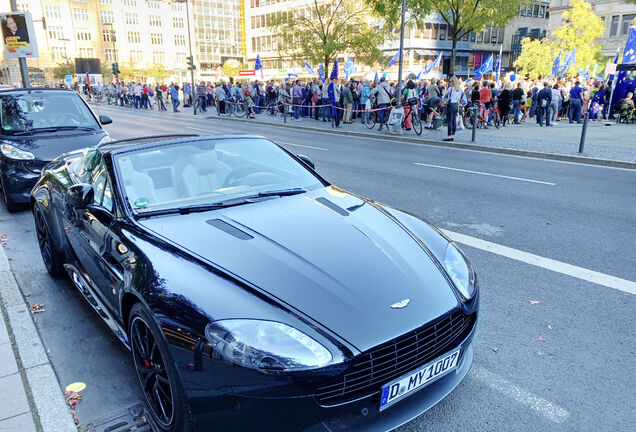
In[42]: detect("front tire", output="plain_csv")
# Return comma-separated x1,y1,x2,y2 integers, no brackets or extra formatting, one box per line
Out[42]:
129,304,193,432
33,205,64,276
1,178,19,213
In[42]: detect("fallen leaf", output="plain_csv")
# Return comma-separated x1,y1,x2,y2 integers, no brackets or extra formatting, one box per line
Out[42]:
0,234,7,246
538,336,547,342
29,303,45,314
491,347,499,353
528,300,540,305
546,222,551,225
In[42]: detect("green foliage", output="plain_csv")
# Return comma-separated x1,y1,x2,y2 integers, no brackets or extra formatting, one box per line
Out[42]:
513,38,554,79
274,0,384,78
51,62,75,79
144,64,169,80
552,0,605,75
514,0,605,77
100,63,113,81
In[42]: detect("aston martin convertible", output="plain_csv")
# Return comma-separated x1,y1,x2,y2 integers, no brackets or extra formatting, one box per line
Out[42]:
30,134,479,432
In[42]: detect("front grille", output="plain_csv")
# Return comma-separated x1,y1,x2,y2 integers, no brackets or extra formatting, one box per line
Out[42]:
316,310,475,405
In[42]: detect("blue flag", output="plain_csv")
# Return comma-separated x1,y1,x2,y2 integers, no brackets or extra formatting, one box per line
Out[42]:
304,61,314,75
344,57,354,79
584,65,589,81
423,52,443,75
374,72,379,83
318,62,325,82
388,49,401,68
255,54,263,79
552,51,562,77
474,55,493,79
495,46,503,84
561,48,577,75
611,26,636,108
416,70,422,79
609,48,620,82
329,60,338,80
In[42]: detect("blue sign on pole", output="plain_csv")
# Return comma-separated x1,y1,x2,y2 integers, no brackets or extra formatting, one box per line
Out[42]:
65,75,72,82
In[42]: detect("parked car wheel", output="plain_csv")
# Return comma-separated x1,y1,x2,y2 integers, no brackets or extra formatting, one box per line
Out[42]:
33,205,64,276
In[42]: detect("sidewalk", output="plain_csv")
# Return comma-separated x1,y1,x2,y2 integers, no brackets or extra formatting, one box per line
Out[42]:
0,245,77,432
91,101,636,167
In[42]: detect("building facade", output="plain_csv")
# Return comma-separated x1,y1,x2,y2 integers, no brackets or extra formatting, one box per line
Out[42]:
548,0,636,57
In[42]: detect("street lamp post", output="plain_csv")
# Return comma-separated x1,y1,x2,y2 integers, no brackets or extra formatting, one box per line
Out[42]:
177,0,197,115
395,0,406,105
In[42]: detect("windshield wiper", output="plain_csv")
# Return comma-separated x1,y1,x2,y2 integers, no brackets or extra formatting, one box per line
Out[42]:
13,126,95,135
135,189,306,218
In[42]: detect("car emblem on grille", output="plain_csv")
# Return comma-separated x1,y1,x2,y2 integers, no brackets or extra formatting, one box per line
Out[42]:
390,298,411,309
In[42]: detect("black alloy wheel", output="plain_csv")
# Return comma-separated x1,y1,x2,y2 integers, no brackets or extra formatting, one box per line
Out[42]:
33,206,63,276
0,178,19,213
129,304,193,432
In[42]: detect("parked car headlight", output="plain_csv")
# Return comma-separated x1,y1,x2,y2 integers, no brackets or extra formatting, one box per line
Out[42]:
443,242,475,300
206,319,333,371
0,143,35,160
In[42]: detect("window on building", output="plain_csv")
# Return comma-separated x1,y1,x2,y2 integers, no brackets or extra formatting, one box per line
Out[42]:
102,29,116,42
48,26,64,40
533,4,539,18
477,31,483,43
130,50,142,63
51,47,65,61
462,32,469,42
621,15,635,36
431,23,438,39
610,15,619,36
174,34,185,47
79,48,94,57
497,28,504,44
100,11,114,24
539,6,545,19
127,31,140,44
484,27,490,43
45,5,62,19
151,33,163,45
173,17,184,28
469,31,476,42
74,0,87,3
171,2,183,12
99,0,112,4
439,24,446,40
123,0,137,7
105,49,119,62
152,51,165,64
491,28,498,43
76,30,92,41
73,8,89,21
125,13,139,25
147,0,160,9
520,6,526,17
16,1,29,12
175,52,186,64
149,15,161,26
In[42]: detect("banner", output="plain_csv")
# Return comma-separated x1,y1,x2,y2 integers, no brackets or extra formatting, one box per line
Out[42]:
344,57,354,79
1,12,38,58
388,49,401,68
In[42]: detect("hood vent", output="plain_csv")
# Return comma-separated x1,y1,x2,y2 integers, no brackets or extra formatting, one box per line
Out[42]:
206,219,253,240
315,197,349,216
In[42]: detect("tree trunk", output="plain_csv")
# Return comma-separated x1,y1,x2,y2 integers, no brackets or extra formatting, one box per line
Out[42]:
450,29,458,77
324,55,330,82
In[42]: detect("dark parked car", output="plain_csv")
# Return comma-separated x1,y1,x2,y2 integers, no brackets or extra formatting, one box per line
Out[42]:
31,135,478,432
0,87,112,211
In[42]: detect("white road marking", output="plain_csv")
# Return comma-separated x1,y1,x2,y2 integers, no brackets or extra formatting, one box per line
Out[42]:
442,229,636,295
414,162,556,185
471,366,570,423
186,127,219,133
277,141,328,151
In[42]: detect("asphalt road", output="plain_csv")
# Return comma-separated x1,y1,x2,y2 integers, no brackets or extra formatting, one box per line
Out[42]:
1,104,634,431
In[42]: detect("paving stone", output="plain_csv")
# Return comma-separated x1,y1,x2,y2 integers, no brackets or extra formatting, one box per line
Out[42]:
0,373,30,421
0,342,18,378
0,412,37,432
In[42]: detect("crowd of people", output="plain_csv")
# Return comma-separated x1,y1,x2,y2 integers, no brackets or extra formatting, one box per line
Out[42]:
91,75,636,140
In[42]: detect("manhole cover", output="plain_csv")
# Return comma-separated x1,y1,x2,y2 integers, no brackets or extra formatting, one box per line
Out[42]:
82,403,153,432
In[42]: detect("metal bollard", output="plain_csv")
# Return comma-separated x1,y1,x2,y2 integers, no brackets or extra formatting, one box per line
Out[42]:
471,108,478,142
578,112,589,153
283,103,287,123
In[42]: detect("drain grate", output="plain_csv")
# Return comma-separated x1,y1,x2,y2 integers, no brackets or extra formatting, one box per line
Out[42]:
82,403,153,432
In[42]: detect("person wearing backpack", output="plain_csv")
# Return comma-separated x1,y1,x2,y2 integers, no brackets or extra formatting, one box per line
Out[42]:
537,81,552,127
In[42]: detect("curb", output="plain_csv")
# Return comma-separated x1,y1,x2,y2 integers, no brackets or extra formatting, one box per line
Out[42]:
0,246,77,432
205,115,636,170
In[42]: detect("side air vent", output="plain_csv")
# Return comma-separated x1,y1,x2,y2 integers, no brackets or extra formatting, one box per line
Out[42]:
206,219,253,240
315,197,349,216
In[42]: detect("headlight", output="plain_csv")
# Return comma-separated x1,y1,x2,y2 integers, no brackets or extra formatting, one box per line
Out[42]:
443,242,475,300
1,143,35,160
205,319,333,371
97,134,113,146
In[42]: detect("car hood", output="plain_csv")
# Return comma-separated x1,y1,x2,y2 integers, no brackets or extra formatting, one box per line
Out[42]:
3,131,106,162
138,187,459,352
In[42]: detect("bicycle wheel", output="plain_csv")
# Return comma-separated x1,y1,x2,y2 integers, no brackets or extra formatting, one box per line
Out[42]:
233,103,248,118
411,111,422,135
224,102,234,117
493,111,501,129
365,111,376,129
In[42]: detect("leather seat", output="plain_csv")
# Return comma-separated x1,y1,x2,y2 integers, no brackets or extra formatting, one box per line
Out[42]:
181,152,232,196
118,158,158,205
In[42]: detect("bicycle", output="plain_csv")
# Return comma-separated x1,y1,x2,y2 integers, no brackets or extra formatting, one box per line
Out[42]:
401,103,423,135
266,100,279,116
478,102,501,129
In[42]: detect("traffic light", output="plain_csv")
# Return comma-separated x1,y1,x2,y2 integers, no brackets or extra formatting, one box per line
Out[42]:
186,56,196,70
111,62,119,75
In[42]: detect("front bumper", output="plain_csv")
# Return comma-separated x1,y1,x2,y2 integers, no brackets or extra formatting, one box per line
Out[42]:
0,159,42,204
170,316,477,432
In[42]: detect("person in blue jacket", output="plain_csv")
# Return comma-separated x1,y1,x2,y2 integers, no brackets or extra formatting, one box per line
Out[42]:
328,77,341,127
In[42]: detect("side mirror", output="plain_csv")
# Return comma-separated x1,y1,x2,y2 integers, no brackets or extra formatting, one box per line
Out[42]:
297,154,315,170
68,184,94,210
99,115,113,125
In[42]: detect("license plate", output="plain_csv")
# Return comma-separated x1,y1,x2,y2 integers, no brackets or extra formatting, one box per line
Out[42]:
379,349,461,411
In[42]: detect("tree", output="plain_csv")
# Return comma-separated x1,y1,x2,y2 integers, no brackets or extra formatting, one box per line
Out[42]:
552,0,605,75
118,63,139,81
274,0,384,79
512,38,554,79
514,0,605,77
52,62,75,79
143,64,169,81
100,63,113,82
366,0,528,74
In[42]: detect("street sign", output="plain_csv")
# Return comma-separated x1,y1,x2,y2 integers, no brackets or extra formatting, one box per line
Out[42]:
239,70,255,76
605,62,617,75
0,12,39,58
65,74,72,82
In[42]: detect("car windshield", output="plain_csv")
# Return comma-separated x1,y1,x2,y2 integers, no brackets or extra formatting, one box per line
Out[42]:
114,138,324,215
0,92,99,134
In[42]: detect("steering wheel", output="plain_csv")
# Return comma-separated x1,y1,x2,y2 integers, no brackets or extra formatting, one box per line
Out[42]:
222,164,261,188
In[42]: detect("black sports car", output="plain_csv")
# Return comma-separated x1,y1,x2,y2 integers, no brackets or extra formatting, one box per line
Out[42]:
0,88,112,211
31,135,478,432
